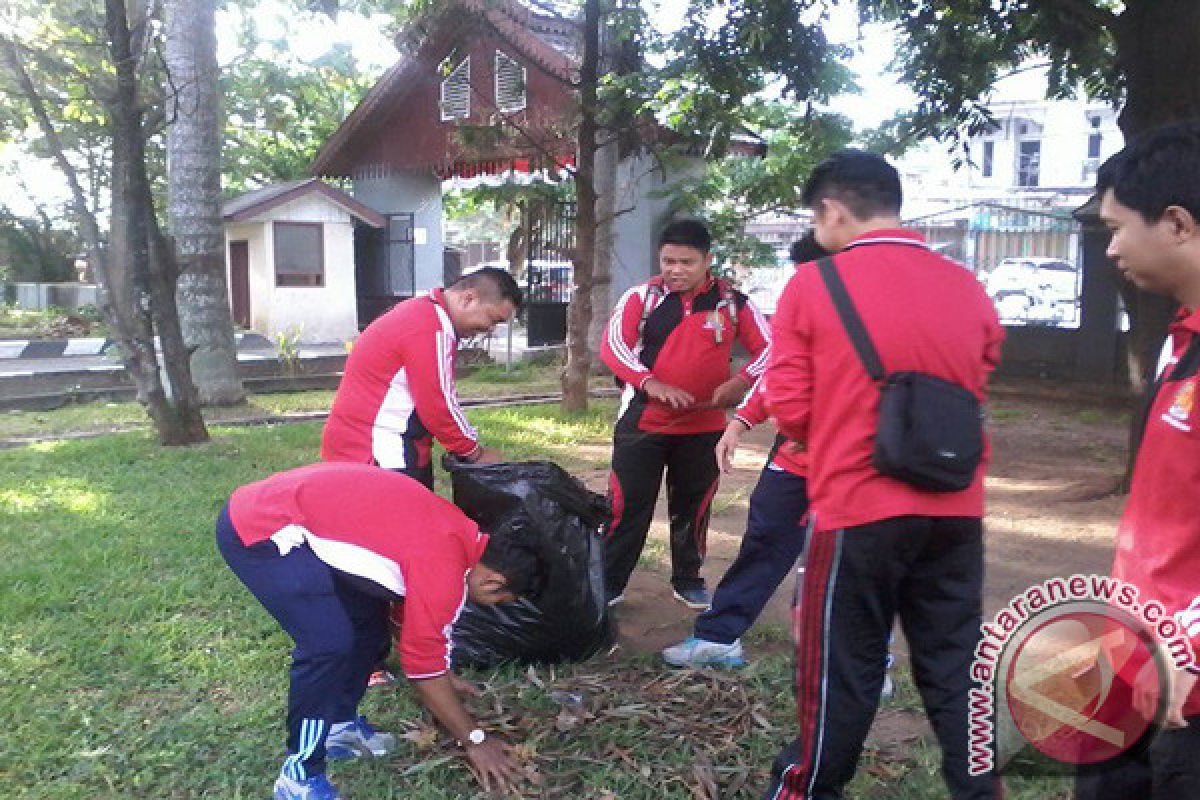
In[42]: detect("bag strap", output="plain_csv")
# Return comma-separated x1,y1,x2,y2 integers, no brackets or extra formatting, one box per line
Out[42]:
637,281,665,340
717,278,739,333
816,255,886,382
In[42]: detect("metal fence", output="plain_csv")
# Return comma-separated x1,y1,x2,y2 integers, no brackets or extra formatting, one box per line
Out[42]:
524,201,575,346
906,202,1083,329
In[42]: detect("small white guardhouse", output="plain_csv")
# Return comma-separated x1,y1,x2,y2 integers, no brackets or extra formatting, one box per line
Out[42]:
222,178,385,343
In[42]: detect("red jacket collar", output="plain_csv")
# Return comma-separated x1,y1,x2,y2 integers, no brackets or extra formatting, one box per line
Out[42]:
430,287,447,308
1170,305,1200,336
843,229,929,250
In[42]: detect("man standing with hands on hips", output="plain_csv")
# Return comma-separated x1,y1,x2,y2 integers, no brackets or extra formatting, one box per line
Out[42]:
600,219,772,610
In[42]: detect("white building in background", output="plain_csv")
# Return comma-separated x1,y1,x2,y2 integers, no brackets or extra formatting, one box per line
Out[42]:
897,65,1124,216
743,66,1124,325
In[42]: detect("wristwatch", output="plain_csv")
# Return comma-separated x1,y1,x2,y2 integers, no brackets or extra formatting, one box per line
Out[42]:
463,728,486,746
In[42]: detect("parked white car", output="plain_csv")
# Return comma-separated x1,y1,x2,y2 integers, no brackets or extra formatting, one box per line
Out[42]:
984,257,1080,327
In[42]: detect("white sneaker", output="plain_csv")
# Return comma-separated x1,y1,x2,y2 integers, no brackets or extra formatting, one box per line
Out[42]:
325,715,395,759
661,636,747,668
881,674,895,701
273,772,341,800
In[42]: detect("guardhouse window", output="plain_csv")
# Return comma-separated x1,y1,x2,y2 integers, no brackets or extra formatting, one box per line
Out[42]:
274,222,324,287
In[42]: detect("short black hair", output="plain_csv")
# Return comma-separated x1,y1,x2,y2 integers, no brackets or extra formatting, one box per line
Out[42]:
658,218,712,253
801,149,903,219
1096,121,1200,224
789,232,829,264
479,530,543,598
452,267,524,310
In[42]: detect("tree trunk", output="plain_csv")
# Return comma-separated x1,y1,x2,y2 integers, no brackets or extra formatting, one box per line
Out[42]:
1115,1,1200,136
588,15,621,360
561,0,602,412
107,0,208,445
505,208,528,283
165,0,244,406
589,137,617,359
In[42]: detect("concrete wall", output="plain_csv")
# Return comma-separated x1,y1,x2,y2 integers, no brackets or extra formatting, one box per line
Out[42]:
5,283,99,310
610,152,706,300
224,194,360,343
352,169,445,292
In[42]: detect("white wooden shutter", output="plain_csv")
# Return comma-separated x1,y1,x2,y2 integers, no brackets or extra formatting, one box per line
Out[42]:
494,50,526,114
439,56,470,121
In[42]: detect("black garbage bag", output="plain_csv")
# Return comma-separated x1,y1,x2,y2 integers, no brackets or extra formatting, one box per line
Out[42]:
449,460,613,667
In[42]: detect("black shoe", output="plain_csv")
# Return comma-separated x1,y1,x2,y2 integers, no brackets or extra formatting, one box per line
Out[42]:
671,586,711,611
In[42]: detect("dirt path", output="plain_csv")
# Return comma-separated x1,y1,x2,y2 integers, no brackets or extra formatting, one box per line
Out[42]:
580,390,1129,658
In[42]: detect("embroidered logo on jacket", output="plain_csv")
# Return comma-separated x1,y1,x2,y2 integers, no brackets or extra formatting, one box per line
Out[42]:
1162,380,1196,432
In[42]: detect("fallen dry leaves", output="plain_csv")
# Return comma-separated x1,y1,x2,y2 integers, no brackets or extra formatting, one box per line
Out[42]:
384,661,792,798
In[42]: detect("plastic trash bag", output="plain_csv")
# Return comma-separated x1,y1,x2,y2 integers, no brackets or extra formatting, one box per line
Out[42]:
449,460,613,667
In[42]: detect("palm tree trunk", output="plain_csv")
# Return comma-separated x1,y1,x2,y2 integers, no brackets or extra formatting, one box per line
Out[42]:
165,0,245,406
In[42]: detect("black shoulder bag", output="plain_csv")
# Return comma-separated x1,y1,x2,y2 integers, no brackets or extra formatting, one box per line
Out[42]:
817,256,984,492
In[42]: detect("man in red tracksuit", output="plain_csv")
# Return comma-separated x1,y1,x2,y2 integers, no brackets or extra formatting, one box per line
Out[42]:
600,219,771,610
1073,123,1200,799
660,235,822,666
321,267,522,488
764,151,1004,800
217,463,537,799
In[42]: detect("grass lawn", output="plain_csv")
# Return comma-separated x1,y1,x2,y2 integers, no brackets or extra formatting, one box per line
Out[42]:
0,305,107,340
0,401,1067,798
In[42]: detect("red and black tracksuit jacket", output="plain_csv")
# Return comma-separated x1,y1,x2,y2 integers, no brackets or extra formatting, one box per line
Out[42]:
599,275,771,595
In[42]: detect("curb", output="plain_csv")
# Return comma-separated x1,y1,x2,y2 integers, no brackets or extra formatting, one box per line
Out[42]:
0,332,275,360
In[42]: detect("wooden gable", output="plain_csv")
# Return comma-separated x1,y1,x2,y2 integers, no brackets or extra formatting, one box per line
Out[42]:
312,4,577,179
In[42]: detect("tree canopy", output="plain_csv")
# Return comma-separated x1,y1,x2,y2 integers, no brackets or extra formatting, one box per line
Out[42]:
860,0,1199,144
219,10,383,194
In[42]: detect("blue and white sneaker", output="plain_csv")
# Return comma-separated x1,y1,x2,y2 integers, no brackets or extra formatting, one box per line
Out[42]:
661,636,747,668
325,715,396,759
273,772,341,800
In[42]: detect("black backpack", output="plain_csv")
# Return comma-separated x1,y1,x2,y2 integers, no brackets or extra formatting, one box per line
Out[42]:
817,256,984,492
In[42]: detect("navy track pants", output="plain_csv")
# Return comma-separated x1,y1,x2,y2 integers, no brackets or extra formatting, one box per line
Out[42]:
694,466,809,644
216,505,390,780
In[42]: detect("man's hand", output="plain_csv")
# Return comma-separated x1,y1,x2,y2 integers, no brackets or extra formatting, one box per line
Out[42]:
449,672,480,697
474,446,504,464
412,674,520,792
715,420,749,473
464,737,520,793
710,376,750,409
1165,666,1199,729
643,377,695,409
